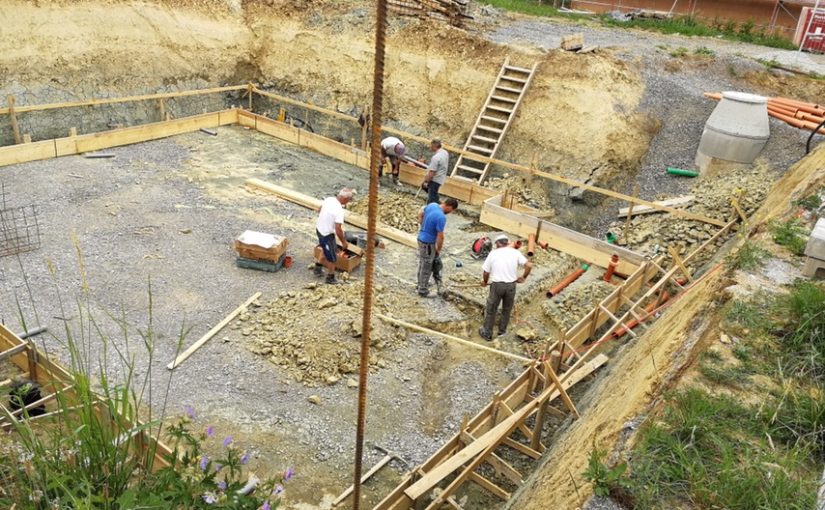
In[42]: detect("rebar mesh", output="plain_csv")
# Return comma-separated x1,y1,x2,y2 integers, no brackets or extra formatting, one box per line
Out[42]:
0,184,42,258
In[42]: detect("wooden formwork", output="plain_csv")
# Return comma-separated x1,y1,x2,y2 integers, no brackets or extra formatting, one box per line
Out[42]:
0,324,173,471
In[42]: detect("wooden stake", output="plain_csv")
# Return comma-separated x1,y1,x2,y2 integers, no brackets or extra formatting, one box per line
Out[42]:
624,184,640,242
544,363,580,418
730,190,748,224
22,134,31,144
667,246,693,282
377,314,531,362
167,292,262,369
7,95,21,145
247,84,254,111
69,127,77,137
159,99,166,122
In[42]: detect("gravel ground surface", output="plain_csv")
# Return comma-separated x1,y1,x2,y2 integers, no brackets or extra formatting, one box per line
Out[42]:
0,126,566,508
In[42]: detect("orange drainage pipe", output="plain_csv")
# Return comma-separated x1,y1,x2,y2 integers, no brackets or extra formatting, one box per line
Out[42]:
546,264,589,298
527,234,536,257
603,254,619,282
537,240,549,250
612,291,671,339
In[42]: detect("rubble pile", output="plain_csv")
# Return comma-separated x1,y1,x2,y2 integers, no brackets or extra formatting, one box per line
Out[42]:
240,281,413,386
543,280,615,330
609,164,771,266
350,191,422,233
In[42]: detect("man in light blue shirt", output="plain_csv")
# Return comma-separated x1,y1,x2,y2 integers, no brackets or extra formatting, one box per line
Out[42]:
416,198,459,297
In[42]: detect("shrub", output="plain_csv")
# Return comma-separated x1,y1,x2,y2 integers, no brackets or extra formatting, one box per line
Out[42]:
583,448,628,497
769,218,808,256
726,241,769,270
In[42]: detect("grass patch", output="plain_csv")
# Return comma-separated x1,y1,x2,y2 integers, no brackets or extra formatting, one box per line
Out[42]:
724,298,771,333
769,218,808,256
726,240,770,270
669,46,689,58
474,0,588,20
793,191,822,212
694,46,715,56
626,388,819,509
775,280,825,380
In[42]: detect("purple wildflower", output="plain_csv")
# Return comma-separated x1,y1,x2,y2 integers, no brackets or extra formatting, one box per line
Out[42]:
184,406,196,419
223,436,232,448
199,455,208,471
217,480,227,491
206,426,214,437
283,467,294,482
240,452,250,465
202,492,217,504
214,463,222,472
262,502,271,510
274,484,284,495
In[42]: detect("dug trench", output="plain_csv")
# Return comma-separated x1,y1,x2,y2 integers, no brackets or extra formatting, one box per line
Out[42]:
2,1,824,509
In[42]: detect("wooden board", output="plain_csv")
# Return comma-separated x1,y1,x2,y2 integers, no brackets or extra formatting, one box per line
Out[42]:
480,194,643,274
0,109,239,168
0,85,248,115
617,195,694,218
245,178,419,248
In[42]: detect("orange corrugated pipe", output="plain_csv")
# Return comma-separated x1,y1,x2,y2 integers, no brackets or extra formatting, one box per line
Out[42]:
603,254,619,283
546,264,589,298
527,234,536,257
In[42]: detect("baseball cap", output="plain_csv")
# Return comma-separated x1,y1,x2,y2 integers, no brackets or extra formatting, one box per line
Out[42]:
494,234,509,244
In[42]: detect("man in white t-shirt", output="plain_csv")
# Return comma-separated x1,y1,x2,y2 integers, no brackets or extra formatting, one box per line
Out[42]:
380,136,405,185
479,234,533,341
314,188,355,285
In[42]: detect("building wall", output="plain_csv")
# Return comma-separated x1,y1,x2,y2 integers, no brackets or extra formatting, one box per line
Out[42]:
569,0,805,37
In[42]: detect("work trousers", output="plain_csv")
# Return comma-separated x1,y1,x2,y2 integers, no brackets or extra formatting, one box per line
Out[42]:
427,181,442,204
417,241,437,295
482,282,517,336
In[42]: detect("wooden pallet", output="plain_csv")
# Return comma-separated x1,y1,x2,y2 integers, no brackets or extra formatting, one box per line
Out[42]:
450,57,537,185
372,355,606,510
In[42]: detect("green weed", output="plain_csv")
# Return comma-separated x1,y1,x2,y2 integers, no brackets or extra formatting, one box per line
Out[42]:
694,46,715,56
769,218,808,255
775,281,825,380
669,46,689,58
583,448,628,498
726,241,770,270
725,298,771,333
793,192,822,212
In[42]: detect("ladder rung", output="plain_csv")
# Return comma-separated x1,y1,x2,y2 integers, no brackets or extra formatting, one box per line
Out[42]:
491,95,517,103
495,85,523,94
467,145,494,154
452,175,478,182
505,65,532,74
481,115,507,124
472,134,499,144
486,105,513,114
476,124,503,134
501,75,528,84
456,165,483,175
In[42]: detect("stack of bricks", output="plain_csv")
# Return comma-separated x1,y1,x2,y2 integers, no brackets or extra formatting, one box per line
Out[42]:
803,218,825,279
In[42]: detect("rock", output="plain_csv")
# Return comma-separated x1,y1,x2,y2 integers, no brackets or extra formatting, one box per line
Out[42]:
326,375,340,385
515,327,537,342
241,328,252,336
351,319,363,337
720,333,732,345
347,378,358,388
308,395,321,405
317,298,337,309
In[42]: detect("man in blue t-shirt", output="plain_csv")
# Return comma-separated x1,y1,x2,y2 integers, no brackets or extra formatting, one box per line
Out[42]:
416,198,459,297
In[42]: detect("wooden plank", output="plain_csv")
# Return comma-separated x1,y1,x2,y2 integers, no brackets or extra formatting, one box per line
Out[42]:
6,95,21,144
480,194,643,273
167,292,262,369
501,438,543,459
468,472,510,501
668,246,694,282
618,195,694,217
0,85,248,115
245,178,419,248
544,363,580,418
0,110,238,168
0,343,27,362
377,315,530,362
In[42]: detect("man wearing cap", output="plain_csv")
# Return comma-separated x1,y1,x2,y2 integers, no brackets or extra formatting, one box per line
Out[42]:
314,188,355,285
380,136,405,185
479,235,533,340
416,198,459,297
422,138,449,204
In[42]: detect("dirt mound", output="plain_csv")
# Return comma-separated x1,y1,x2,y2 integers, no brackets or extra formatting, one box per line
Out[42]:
608,161,772,266
543,279,614,331
242,280,420,386
349,190,422,233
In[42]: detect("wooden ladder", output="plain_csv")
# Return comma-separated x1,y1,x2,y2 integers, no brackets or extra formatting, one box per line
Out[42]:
450,57,538,185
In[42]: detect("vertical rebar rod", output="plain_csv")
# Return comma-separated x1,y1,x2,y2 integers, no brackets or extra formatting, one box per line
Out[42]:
353,0,388,509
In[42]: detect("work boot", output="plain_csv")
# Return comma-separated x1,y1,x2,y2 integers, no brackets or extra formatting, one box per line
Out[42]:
313,264,324,277
325,274,340,285
392,175,400,186
478,327,492,342
436,281,444,296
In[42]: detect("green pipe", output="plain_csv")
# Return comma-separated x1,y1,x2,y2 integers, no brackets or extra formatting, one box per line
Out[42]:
667,167,699,177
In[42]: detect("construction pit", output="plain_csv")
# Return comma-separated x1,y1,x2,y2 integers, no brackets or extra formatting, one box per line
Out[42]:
1,1,825,509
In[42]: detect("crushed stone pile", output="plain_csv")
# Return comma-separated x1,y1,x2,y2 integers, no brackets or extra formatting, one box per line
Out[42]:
543,280,615,331
240,281,416,386
609,164,771,267
349,191,422,233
